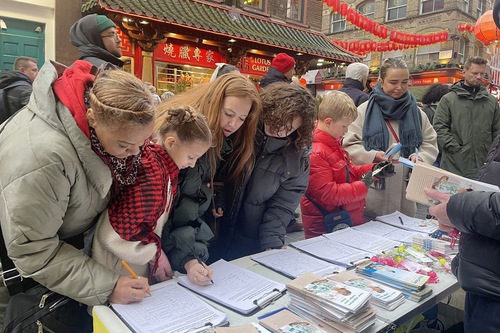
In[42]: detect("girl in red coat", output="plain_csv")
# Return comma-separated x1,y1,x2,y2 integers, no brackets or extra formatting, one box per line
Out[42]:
301,91,393,239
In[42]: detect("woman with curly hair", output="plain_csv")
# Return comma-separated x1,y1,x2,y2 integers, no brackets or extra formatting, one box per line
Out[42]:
421,83,450,124
209,83,317,261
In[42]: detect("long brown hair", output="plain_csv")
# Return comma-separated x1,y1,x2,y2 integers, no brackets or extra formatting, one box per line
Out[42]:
157,73,261,181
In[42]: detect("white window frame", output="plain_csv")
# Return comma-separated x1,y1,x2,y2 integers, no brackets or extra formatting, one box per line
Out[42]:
331,11,346,33
386,0,407,21
415,44,441,66
359,1,375,19
286,0,302,21
420,0,444,14
476,0,486,18
461,0,469,14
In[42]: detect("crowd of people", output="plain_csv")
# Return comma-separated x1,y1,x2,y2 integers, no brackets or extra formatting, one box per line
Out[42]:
1,9,500,333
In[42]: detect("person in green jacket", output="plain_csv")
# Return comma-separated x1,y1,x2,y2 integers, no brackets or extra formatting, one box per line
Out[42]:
433,56,500,178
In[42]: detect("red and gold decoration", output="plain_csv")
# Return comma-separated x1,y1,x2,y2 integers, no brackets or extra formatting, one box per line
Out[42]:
323,0,448,56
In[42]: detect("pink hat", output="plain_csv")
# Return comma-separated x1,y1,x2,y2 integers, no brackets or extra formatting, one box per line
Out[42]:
271,53,295,74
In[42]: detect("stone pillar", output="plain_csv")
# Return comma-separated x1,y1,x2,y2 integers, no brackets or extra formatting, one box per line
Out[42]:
142,51,153,83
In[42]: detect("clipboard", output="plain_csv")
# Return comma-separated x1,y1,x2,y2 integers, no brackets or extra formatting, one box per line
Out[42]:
177,259,286,316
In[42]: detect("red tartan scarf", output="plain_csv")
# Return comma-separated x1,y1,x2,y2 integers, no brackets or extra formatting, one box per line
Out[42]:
108,144,179,275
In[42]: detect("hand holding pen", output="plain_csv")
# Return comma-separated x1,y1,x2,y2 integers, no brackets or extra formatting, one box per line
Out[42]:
185,251,214,286
107,260,151,304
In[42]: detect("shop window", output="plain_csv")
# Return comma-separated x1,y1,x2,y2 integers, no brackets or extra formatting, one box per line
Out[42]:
420,0,444,14
286,0,303,22
363,52,372,68
416,44,440,66
244,0,265,11
331,12,346,33
477,0,486,18
457,38,468,63
358,1,375,19
155,62,213,95
382,50,403,61
387,0,407,21
461,0,469,14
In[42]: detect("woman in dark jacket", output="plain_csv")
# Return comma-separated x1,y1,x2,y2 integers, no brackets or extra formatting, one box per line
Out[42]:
211,83,316,260
160,73,261,281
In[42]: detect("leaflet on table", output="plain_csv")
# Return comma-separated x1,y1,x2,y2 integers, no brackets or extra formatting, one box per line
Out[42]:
352,220,422,243
290,236,373,267
406,162,500,206
258,308,328,333
322,227,402,253
376,211,437,234
250,249,346,279
110,282,228,333
177,259,286,315
355,262,429,291
326,270,405,311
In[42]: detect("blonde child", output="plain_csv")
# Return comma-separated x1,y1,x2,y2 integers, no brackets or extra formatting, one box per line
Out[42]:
92,106,213,287
301,91,394,239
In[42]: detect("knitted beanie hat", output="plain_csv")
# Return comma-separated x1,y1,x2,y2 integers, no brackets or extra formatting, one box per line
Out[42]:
271,53,295,74
96,15,115,33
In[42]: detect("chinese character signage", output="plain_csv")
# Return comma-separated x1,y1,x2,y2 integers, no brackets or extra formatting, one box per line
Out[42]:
154,40,223,67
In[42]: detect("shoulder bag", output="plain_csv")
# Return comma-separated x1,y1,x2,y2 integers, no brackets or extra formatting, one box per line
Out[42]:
304,160,353,233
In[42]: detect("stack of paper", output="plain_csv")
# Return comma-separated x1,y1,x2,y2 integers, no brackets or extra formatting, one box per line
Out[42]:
259,308,328,333
178,259,286,315
286,272,377,332
353,220,424,243
290,236,373,267
250,249,346,279
110,283,228,333
355,262,432,302
327,270,405,311
323,228,402,253
376,211,438,234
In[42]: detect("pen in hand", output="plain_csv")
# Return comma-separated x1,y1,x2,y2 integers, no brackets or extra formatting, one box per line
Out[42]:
120,259,151,296
398,216,404,226
191,249,214,284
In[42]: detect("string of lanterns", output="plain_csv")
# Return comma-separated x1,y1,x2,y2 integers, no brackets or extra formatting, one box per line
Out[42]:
324,0,449,55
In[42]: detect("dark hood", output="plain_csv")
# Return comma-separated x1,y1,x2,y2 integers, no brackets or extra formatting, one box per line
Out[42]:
0,70,31,88
69,14,124,68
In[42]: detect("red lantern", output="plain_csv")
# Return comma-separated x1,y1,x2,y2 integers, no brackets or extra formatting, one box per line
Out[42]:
332,0,340,12
340,2,348,16
371,40,377,51
475,10,500,45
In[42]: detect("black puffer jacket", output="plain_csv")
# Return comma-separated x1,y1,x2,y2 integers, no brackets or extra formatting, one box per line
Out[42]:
449,133,500,300
338,78,369,107
0,70,32,121
259,67,291,88
161,137,233,272
222,127,310,259
448,190,500,300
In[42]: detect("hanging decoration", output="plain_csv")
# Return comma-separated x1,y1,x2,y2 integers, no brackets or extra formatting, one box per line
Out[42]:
323,0,449,55
474,10,500,46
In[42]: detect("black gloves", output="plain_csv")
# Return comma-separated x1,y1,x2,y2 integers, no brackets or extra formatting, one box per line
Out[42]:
372,161,396,178
360,172,374,188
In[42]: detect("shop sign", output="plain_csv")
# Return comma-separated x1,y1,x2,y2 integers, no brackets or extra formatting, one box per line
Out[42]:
117,27,134,56
324,83,342,90
238,55,272,76
410,77,455,86
154,40,223,67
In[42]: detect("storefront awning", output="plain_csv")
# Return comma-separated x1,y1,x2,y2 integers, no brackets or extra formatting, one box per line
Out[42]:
81,0,359,66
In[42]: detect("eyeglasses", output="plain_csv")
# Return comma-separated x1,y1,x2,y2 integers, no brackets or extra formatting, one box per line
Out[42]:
101,32,120,40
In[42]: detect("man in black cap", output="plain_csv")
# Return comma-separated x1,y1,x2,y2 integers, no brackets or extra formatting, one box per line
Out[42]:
70,14,124,68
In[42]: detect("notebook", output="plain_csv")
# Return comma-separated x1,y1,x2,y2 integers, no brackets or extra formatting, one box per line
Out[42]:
178,259,286,315
110,282,228,333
